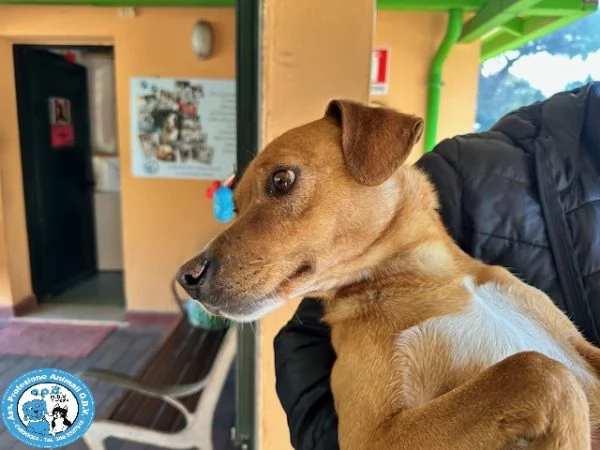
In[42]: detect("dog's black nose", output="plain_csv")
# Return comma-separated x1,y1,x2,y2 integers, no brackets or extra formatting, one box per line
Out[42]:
177,255,215,296
183,261,209,286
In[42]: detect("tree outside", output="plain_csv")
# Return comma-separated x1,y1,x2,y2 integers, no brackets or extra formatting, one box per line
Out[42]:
476,10,600,131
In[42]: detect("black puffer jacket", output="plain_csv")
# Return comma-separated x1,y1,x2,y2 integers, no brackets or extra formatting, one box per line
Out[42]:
273,82,600,450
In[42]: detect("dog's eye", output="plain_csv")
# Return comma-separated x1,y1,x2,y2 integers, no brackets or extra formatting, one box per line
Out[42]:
271,169,296,195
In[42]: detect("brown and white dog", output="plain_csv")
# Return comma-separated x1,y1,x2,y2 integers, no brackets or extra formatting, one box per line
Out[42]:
178,100,600,449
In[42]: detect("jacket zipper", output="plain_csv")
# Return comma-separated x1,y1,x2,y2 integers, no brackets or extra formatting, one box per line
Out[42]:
534,141,600,345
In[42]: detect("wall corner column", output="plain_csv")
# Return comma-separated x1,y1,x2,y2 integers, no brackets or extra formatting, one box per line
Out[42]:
257,1,376,448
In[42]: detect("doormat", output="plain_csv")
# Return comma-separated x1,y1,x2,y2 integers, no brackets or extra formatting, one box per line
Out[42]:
0,322,115,358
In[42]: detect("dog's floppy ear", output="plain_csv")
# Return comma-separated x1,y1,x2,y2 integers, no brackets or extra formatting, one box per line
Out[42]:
325,99,424,186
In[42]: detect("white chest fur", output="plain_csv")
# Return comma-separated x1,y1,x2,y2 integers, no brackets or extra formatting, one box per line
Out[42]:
394,277,592,408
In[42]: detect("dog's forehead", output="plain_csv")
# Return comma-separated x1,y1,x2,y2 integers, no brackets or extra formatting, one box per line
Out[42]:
262,118,340,158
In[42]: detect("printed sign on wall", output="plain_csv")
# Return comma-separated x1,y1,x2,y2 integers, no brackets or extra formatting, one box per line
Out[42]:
49,97,75,148
130,77,236,180
370,48,390,95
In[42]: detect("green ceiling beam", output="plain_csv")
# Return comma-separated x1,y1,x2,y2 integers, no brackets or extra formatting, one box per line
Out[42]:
375,0,593,14
481,10,591,59
500,18,526,35
525,0,598,15
376,0,484,11
460,0,544,43
0,0,233,5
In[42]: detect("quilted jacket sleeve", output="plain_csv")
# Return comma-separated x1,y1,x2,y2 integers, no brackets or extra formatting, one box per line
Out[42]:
416,138,465,250
274,298,340,450
273,139,464,450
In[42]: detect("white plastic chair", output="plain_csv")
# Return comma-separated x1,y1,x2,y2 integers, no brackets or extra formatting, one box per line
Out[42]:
81,326,237,450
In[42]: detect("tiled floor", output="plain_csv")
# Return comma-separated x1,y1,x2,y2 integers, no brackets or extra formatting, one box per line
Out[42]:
49,272,125,307
17,303,125,324
0,322,165,449
0,318,236,450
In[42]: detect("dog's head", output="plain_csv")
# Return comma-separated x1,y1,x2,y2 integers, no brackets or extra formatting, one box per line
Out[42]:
22,399,48,421
177,100,426,321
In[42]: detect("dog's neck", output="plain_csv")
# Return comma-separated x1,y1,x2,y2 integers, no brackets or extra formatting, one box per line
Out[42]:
320,242,475,328
317,184,479,327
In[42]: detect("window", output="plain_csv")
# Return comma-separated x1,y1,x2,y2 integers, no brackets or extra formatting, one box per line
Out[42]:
476,10,600,132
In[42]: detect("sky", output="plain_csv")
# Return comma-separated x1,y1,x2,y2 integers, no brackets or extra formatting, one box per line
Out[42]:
508,50,599,96
481,12,600,98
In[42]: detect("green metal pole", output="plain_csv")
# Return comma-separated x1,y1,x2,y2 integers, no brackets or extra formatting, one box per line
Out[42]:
424,8,463,152
234,0,260,448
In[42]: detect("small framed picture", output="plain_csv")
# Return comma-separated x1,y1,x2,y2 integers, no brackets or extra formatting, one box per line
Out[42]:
49,97,71,125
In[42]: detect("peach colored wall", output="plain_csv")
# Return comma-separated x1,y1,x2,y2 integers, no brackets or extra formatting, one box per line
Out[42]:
372,11,481,164
0,6,234,311
0,131,13,305
258,1,375,449
0,36,34,306
0,38,14,305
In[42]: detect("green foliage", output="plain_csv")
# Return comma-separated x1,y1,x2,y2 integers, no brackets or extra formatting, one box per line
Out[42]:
476,73,545,131
517,11,600,59
476,11,600,131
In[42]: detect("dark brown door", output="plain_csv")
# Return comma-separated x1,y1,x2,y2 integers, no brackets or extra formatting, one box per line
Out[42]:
14,46,97,300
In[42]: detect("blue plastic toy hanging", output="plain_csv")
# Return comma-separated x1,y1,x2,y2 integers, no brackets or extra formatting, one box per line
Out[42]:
208,168,237,223
213,185,235,223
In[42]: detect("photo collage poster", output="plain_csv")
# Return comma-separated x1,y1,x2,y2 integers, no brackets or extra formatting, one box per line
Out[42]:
130,77,236,180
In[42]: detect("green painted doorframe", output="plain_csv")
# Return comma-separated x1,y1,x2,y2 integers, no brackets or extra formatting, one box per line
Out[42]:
234,0,260,448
